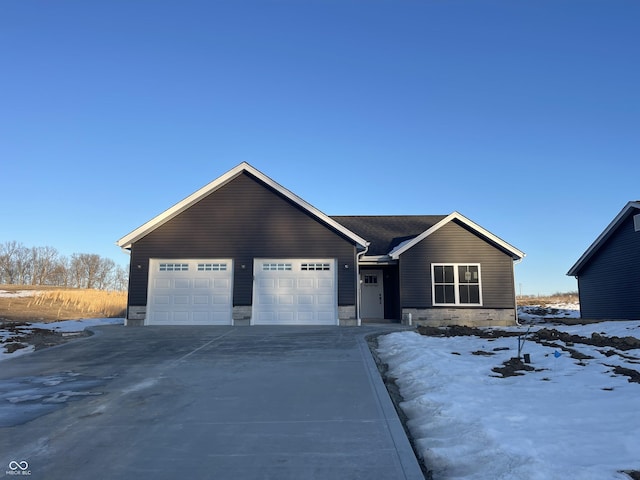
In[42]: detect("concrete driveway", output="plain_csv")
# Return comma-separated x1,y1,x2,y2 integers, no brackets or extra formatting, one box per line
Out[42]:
0,325,424,480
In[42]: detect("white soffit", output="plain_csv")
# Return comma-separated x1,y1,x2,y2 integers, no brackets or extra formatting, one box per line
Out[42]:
116,162,369,250
388,211,525,260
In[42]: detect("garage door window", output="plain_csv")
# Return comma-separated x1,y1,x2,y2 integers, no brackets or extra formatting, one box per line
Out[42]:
301,263,331,271
159,263,189,271
198,263,227,271
262,263,292,271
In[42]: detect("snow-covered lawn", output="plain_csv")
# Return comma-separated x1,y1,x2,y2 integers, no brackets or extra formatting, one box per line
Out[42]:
377,305,640,480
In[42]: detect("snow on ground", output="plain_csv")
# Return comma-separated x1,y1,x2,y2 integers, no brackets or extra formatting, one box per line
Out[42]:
377,305,640,480
0,289,42,298
0,318,124,361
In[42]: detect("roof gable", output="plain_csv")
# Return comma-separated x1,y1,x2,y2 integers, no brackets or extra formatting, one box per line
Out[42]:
332,213,524,260
117,162,369,250
567,201,640,276
388,212,525,260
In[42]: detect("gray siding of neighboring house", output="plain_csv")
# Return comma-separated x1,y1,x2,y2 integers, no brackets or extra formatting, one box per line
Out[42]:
398,220,516,309
576,213,640,320
127,172,358,308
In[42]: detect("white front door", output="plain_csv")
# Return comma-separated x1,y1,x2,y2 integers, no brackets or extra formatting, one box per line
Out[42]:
252,259,338,325
360,270,384,319
147,259,233,325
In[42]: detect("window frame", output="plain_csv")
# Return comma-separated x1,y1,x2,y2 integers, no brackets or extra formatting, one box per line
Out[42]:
431,263,483,306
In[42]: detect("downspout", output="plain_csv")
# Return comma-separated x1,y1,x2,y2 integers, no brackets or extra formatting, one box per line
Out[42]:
356,244,370,326
513,257,523,326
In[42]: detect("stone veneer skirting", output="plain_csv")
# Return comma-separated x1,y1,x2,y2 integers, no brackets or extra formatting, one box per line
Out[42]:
402,308,517,327
126,304,357,326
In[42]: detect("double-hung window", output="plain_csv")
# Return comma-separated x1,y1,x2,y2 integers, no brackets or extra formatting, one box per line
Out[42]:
432,264,482,306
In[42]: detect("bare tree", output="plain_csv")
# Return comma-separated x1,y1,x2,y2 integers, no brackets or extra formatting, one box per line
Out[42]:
13,244,32,285
0,241,22,284
49,256,72,287
1,241,126,290
30,246,60,285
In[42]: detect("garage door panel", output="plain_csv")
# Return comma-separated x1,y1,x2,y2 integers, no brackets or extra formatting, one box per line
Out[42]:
154,278,171,289
278,278,295,288
252,259,337,325
193,295,210,305
147,259,233,325
154,295,170,305
213,294,230,305
317,294,333,305
174,295,190,305
318,311,335,322
297,278,314,288
194,279,210,288
278,295,294,305
297,295,313,305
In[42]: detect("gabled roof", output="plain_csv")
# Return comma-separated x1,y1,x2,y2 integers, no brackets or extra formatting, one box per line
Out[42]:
331,215,446,256
333,212,525,260
388,212,525,260
116,162,369,250
567,201,640,276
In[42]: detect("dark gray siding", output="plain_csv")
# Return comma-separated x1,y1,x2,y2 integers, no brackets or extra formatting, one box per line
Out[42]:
399,220,515,309
128,172,358,307
577,213,640,320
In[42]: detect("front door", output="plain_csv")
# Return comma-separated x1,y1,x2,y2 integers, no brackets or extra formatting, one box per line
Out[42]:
360,270,384,319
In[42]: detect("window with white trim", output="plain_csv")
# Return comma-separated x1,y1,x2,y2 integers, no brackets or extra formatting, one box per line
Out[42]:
301,263,331,271
432,264,482,306
159,263,189,272
197,263,227,271
262,263,292,271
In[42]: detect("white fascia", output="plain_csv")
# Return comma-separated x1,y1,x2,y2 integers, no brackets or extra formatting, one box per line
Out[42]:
116,162,370,251
388,211,525,260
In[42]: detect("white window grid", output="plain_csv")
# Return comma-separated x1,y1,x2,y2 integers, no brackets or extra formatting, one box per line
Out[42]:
431,263,482,306
197,263,227,271
301,263,331,271
159,263,189,272
262,263,292,271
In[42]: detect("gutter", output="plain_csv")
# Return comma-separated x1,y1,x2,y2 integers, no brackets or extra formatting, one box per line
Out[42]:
513,257,523,325
355,244,370,326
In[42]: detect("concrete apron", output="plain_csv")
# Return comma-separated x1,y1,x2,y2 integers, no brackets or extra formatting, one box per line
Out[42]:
0,325,424,480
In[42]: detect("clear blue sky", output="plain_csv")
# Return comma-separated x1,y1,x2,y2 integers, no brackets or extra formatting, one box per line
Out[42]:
2,1,638,295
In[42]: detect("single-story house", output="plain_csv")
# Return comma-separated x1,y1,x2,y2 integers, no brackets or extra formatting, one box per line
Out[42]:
567,201,640,320
116,162,525,327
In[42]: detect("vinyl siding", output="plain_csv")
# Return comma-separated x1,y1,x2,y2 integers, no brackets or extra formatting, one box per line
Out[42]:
399,220,515,309
577,213,640,320
128,172,358,307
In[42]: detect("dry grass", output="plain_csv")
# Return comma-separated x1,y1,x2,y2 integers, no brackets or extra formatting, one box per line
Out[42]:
30,290,127,318
0,285,126,323
517,292,579,306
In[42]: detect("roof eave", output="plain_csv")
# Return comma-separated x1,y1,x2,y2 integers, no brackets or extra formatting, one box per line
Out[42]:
567,201,640,276
116,162,369,250
389,211,525,260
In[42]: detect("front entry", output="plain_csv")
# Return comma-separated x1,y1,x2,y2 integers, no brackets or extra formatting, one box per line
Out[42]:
360,270,384,319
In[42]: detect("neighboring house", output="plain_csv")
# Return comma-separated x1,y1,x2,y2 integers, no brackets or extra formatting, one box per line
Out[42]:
567,201,640,321
116,162,525,327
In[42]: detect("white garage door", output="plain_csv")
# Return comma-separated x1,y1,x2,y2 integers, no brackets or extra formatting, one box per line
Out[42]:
147,259,233,325
252,259,338,325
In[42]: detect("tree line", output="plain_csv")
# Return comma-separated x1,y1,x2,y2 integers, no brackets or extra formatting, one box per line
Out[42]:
0,241,128,291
